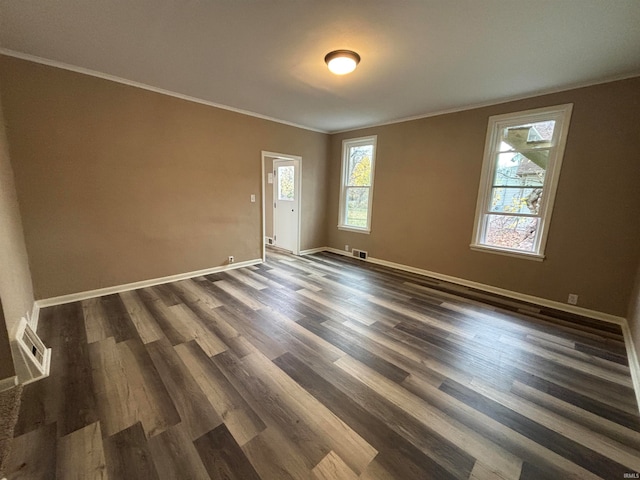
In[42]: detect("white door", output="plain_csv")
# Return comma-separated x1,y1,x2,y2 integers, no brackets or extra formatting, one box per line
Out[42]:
273,159,300,253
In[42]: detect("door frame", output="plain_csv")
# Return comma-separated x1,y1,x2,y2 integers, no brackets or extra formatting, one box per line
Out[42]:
261,151,302,261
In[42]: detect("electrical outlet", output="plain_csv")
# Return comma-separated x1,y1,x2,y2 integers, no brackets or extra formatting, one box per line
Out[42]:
567,293,578,305
228,256,234,264
345,244,350,252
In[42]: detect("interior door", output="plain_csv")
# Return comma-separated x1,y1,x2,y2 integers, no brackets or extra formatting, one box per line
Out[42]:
273,159,299,253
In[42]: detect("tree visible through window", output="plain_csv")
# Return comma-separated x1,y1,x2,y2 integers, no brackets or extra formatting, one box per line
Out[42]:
339,136,377,232
472,105,572,259
278,165,294,201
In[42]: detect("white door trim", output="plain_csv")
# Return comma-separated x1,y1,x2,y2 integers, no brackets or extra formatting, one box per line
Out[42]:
261,151,302,261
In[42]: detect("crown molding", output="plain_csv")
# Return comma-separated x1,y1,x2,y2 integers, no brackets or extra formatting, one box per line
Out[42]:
0,49,328,134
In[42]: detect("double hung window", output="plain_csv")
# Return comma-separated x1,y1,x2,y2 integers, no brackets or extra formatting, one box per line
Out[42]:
471,104,572,259
338,136,377,233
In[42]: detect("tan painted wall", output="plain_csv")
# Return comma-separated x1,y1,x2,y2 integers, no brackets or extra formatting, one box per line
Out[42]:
0,92,35,378
1,52,638,319
328,77,640,317
0,56,328,299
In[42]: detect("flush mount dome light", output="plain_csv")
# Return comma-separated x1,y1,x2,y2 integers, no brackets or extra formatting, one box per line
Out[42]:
324,50,360,75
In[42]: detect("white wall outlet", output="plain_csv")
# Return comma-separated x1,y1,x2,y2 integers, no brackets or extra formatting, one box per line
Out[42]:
228,256,234,264
567,293,578,305
250,194,256,203
345,245,350,252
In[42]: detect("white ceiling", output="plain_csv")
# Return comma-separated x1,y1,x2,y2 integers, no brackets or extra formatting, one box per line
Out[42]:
1,1,639,133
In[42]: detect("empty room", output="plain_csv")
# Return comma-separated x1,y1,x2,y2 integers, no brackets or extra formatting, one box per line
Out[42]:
1,1,639,479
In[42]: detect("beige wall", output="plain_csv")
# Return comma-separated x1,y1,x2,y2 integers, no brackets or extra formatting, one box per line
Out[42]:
0,56,328,299
1,52,638,319
0,92,35,378
328,77,640,317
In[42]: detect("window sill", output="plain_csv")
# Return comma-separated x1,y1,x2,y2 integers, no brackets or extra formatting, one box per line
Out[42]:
470,244,545,262
338,225,371,234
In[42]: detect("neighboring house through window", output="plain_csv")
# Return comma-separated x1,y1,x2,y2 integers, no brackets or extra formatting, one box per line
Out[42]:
339,136,377,233
471,104,573,259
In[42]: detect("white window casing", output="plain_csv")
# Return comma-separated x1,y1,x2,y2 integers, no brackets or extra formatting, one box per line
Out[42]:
471,104,573,260
338,135,377,233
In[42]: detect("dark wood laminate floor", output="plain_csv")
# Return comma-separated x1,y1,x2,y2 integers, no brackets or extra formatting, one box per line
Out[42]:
6,249,640,479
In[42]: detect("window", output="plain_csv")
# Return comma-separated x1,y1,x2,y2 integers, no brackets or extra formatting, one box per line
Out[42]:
471,104,572,260
277,165,294,201
338,136,377,233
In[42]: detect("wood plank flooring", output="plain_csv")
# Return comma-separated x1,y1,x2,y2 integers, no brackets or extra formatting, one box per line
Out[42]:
6,249,640,479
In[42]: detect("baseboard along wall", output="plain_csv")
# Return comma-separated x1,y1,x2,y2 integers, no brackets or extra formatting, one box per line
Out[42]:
0,376,17,393
34,258,262,314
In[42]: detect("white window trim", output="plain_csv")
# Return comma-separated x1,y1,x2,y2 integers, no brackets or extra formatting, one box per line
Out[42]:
471,104,573,260
338,135,377,234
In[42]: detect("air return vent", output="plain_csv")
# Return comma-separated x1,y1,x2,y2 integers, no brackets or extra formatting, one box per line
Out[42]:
352,249,368,260
11,318,51,384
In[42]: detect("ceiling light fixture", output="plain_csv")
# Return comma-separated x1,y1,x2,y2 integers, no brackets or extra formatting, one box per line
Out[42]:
324,50,360,75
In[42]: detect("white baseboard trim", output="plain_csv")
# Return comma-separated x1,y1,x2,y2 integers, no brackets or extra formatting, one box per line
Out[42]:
35,258,263,308
621,323,640,414
0,375,18,392
324,247,353,257
299,247,328,256
29,303,41,332
323,246,625,325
